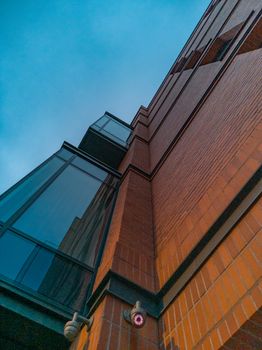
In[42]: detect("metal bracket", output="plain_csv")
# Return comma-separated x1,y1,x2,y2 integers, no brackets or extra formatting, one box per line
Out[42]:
123,310,132,324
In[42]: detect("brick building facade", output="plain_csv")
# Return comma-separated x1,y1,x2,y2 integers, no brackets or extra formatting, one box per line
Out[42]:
0,0,261,349
71,0,262,348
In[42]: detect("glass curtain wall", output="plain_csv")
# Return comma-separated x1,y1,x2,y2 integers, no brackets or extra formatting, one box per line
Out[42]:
0,146,119,313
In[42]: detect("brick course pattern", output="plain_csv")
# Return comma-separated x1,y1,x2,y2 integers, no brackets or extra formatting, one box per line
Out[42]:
71,296,159,350
159,199,262,349
153,49,262,288
71,1,262,349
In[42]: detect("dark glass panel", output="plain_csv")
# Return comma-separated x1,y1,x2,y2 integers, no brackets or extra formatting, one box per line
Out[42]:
0,231,35,280
56,148,74,160
13,165,102,249
36,253,90,311
0,231,91,312
72,156,108,181
0,157,64,222
20,248,91,311
19,248,54,290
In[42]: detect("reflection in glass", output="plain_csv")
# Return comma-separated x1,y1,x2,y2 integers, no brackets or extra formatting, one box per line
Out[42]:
58,180,115,266
0,157,64,222
21,248,91,311
72,156,108,181
37,254,90,311
20,248,54,290
0,231,91,312
14,165,102,248
0,231,36,280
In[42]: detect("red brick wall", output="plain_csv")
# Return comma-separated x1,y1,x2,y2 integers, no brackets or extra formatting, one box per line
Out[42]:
149,61,221,168
197,0,239,48
180,0,224,54
120,138,150,174
94,170,156,293
222,309,262,349
221,0,261,34
71,296,159,350
148,70,192,136
148,74,175,116
159,199,262,349
153,49,262,287
71,2,262,349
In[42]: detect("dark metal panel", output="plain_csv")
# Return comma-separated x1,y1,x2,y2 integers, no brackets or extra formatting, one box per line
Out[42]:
79,128,127,169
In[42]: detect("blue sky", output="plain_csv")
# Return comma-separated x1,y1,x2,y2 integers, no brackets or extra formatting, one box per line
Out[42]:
0,0,210,194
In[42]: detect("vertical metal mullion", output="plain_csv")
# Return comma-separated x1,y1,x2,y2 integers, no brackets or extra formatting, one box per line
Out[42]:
83,180,120,314
98,118,110,132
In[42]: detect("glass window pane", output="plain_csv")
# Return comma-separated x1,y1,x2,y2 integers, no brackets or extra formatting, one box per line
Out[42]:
59,184,115,266
103,120,131,141
72,157,108,181
0,231,36,280
13,165,103,249
0,157,64,222
0,231,91,312
20,248,54,290
21,248,91,311
38,254,90,311
94,115,109,128
91,124,100,132
56,148,74,160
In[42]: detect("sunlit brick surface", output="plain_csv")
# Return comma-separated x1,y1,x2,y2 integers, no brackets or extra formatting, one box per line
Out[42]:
71,1,262,348
159,200,262,349
71,296,159,350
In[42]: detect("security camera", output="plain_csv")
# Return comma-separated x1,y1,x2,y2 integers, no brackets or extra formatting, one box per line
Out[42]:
123,301,147,328
64,312,93,342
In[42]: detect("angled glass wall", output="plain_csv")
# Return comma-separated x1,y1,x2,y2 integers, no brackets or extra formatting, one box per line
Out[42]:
0,145,119,314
